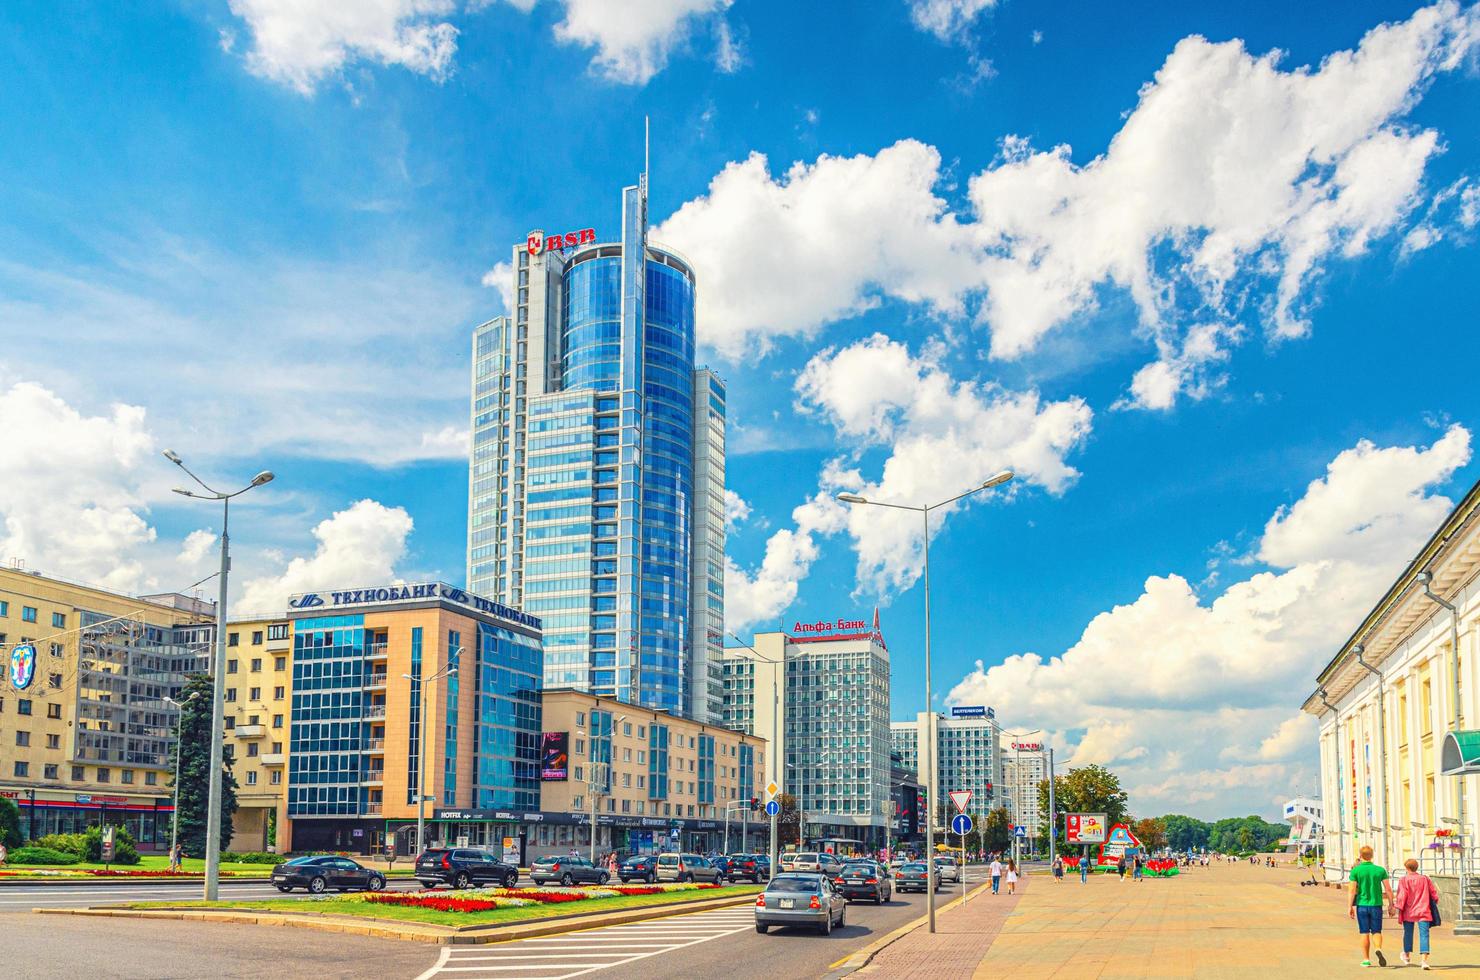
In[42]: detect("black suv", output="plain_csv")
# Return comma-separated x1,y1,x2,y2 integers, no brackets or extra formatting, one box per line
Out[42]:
415,848,520,889
726,854,767,883
619,854,658,883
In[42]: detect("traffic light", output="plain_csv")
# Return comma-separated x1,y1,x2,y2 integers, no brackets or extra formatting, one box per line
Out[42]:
749,796,759,812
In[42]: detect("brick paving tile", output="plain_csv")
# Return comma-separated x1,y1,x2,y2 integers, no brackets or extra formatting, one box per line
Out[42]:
854,877,1026,978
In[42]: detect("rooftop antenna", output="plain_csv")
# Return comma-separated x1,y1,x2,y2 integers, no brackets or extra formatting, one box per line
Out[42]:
644,114,650,185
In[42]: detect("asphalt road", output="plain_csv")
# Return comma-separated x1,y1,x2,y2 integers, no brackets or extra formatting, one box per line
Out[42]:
0,877,429,909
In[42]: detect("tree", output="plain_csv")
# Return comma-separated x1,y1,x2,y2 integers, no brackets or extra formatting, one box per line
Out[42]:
1160,814,1211,852
1206,815,1288,853
170,673,239,857
983,805,1012,853
0,795,21,848
1038,764,1130,851
1132,817,1167,853
774,792,800,845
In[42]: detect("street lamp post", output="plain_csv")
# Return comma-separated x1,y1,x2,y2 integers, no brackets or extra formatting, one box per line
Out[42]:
162,450,274,901
839,469,1013,934
163,692,200,864
727,632,784,883
404,645,462,855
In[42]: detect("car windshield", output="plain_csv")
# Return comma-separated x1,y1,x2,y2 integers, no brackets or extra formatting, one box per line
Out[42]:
794,853,819,862
901,863,927,871
766,875,822,893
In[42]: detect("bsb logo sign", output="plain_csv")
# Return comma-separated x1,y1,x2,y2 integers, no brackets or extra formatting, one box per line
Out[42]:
527,228,596,255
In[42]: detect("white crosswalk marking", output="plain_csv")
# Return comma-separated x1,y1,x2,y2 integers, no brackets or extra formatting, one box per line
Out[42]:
421,906,755,980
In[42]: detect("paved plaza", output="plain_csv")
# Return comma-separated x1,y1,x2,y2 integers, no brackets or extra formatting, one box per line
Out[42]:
855,861,1480,978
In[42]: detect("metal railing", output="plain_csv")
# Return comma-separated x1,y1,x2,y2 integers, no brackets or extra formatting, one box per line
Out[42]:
366,704,386,719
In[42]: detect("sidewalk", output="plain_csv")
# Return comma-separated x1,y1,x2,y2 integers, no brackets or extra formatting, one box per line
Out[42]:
850,876,1025,977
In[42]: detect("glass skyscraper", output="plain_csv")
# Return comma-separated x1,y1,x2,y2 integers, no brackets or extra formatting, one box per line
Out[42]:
468,173,726,722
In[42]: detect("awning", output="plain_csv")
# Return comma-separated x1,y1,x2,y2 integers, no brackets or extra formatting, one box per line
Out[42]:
1440,731,1480,775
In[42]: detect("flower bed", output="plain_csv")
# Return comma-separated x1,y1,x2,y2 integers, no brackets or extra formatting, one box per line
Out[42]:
348,881,727,914
0,869,257,878
366,893,507,913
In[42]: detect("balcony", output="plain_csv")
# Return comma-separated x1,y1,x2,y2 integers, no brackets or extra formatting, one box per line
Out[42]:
365,738,385,753
366,704,386,720
364,770,385,785
365,802,383,814
365,671,388,690
260,753,285,766
233,725,266,738
366,642,389,660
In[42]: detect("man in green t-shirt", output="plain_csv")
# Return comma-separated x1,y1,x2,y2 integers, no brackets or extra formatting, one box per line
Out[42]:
1349,845,1394,967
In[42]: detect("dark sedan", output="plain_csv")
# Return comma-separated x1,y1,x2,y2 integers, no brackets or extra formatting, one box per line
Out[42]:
620,854,658,883
272,855,386,894
836,860,892,903
894,861,939,893
531,855,611,886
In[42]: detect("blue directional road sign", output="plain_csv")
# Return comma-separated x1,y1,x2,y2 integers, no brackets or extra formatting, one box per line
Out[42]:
765,799,781,817
950,813,973,835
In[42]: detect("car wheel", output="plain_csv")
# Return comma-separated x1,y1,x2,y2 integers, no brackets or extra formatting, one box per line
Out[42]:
504,873,517,888
598,872,609,885
561,872,574,887
838,905,846,928
368,876,385,891
819,911,832,936
755,923,769,934
646,872,656,884
275,885,293,893
680,873,693,884
418,880,437,890
308,876,326,894
454,872,472,890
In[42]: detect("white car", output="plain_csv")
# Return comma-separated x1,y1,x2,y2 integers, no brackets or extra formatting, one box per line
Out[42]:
933,857,961,882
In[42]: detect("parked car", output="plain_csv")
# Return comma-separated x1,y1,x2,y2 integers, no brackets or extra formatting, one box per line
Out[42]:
655,852,723,883
726,854,768,883
778,852,798,872
934,856,961,883
273,855,386,894
789,852,844,876
530,855,610,886
754,872,846,935
835,860,892,903
894,862,939,893
415,848,519,890
619,854,659,883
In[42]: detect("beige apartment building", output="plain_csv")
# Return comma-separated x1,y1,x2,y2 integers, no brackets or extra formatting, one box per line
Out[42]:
524,690,767,861
0,565,214,851
221,616,293,852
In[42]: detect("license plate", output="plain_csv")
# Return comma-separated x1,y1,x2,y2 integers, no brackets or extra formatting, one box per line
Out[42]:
848,879,863,884
779,898,795,909
272,875,285,881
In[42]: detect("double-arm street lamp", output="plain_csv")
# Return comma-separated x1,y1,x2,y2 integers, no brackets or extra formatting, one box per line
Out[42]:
838,468,1013,934
163,450,274,901
727,632,784,880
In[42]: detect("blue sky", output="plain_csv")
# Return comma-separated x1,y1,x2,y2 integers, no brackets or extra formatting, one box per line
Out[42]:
2,1,1479,819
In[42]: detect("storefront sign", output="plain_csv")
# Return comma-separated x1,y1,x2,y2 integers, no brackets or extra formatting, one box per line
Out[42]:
526,228,596,255
1011,742,1043,751
950,705,991,719
792,618,869,635
541,732,569,781
9,643,36,690
288,582,540,630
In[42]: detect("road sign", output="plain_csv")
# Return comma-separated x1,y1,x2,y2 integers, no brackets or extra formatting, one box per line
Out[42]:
1013,825,1027,838
950,813,973,835
765,799,780,817
948,789,972,814
765,781,779,799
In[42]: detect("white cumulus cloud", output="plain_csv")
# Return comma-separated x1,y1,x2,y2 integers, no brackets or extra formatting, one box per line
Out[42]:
511,0,734,84
226,0,459,94
907,0,998,42
945,424,1473,817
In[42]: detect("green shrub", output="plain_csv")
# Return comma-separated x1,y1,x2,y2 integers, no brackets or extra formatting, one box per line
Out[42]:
83,825,140,865
222,851,280,864
35,833,89,857
10,846,80,865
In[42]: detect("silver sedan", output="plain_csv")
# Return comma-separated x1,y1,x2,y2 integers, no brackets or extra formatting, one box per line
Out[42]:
754,872,847,935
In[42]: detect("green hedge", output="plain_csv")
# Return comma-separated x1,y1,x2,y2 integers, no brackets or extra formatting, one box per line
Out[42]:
10,846,80,865
35,833,89,857
222,851,280,864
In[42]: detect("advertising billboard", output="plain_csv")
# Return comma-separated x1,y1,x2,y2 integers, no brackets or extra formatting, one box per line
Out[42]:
1065,812,1108,844
950,705,988,718
540,731,569,781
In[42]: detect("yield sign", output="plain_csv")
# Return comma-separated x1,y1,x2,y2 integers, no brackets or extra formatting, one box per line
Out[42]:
949,790,972,814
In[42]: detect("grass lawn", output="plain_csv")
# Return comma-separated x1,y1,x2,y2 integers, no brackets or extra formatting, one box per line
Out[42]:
2,855,415,877
128,884,762,928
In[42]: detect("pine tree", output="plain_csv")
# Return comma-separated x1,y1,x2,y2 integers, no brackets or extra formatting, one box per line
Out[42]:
169,673,239,857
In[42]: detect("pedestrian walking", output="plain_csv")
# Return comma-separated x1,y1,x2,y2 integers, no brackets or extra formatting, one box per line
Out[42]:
168,841,182,873
1394,858,1439,969
1006,860,1019,895
1080,856,1090,884
1349,845,1394,968
1134,853,1144,882
989,855,1003,895
1052,856,1064,882
1116,854,1127,881
0,842,8,868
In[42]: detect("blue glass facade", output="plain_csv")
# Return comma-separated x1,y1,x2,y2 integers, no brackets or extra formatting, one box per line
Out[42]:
288,615,366,817
648,722,669,800
473,620,543,810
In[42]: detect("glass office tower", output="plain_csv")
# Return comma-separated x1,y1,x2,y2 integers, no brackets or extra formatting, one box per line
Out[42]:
468,173,726,722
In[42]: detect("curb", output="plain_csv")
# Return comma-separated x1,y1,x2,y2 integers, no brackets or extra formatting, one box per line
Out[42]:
0,876,273,887
33,891,759,946
822,881,991,979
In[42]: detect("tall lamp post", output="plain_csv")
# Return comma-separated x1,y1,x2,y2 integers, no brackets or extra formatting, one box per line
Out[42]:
727,632,785,883
162,450,274,901
839,469,1013,934
163,692,200,864
404,646,462,854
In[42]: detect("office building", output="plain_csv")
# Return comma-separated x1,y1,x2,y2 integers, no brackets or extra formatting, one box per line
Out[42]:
0,565,214,849
722,613,892,848
280,583,542,855
1002,739,1049,838
891,708,1000,828
467,171,727,723
1303,474,1480,887
507,690,766,861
